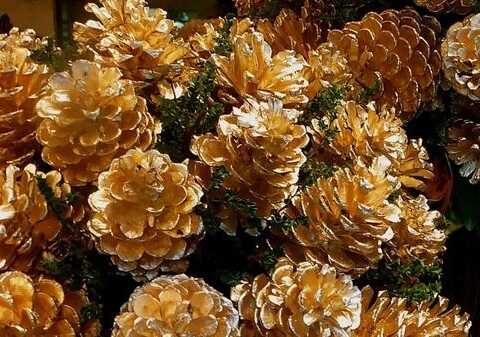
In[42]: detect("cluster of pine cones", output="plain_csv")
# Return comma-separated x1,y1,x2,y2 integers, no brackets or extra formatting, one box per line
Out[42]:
0,0,478,335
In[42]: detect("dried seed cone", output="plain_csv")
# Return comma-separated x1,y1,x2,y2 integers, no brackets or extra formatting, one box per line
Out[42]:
36,60,159,186
311,100,407,163
191,99,309,218
387,194,446,265
73,0,191,88
415,0,474,15
285,156,401,274
353,287,471,337
88,148,204,280
0,271,87,337
231,258,361,337
0,29,49,168
442,14,480,101
0,164,81,273
112,274,239,337
328,9,442,120
212,32,308,106
447,119,480,184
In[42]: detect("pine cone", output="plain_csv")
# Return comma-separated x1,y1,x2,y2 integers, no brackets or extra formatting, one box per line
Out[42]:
328,8,442,120
442,14,480,101
191,99,309,219
212,32,308,106
87,148,204,280
36,60,160,186
112,274,239,337
63,290,101,337
311,100,407,163
0,271,88,337
285,156,401,274
353,287,471,337
386,194,446,265
302,42,353,99
231,258,361,337
447,119,480,184
0,164,82,273
415,0,474,14
73,0,192,98
0,29,49,168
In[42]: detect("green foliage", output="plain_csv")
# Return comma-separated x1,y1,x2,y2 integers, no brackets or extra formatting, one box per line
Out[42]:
358,80,381,104
268,212,308,231
80,303,101,324
219,270,247,287
156,61,223,161
35,176,76,225
31,38,79,72
214,14,235,55
299,159,336,187
259,246,283,271
359,259,443,304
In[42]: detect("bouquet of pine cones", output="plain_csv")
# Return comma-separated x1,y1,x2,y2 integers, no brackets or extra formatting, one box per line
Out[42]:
0,0,478,335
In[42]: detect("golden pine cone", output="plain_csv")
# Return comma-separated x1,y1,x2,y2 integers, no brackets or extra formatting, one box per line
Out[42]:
386,194,446,265
87,148,204,280
447,119,480,184
285,156,401,274
212,32,308,106
415,0,474,14
36,60,160,186
311,100,407,163
256,6,325,59
0,164,83,273
302,42,353,99
353,287,471,337
231,258,361,337
392,139,434,191
0,29,49,168
63,290,101,337
442,14,480,101
73,0,192,97
328,8,442,120
0,271,88,337
112,274,239,337
191,99,309,219
0,27,46,50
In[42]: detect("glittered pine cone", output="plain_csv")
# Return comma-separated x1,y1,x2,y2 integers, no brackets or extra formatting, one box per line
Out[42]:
73,0,193,98
87,148,204,280
415,0,474,14
0,271,89,337
353,286,471,337
0,29,49,168
191,99,309,220
285,156,401,275
112,274,239,337
231,258,361,337
212,32,308,106
386,194,446,265
447,119,480,184
311,100,407,164
36,60,160,186
328,8,442,121
0,164,83,273
442,14,480,101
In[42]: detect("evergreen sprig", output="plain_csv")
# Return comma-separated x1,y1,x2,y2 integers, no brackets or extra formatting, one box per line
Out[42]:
156,61,223,161
299,159,336,187
35,175,76,223
214,14,235,55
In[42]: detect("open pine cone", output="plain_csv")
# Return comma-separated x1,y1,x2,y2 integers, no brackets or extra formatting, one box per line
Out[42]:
353,286,471,337
328,8,442,121
0,164,82,273
386,194,446,265
0,28,49,168
191,99,309,220
415,0,474,14
447,119,480,184
442,14,480,101
231,258,361,337
87,148,204,280
73,0,192,98
0,271,91,337
212,32,308,106
112,274,239,337
36,60,160,186
285,156,401,275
